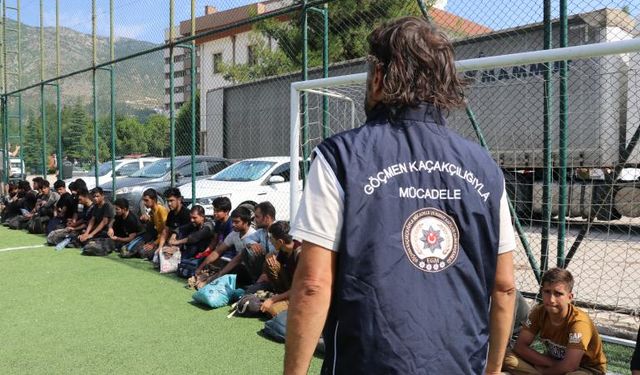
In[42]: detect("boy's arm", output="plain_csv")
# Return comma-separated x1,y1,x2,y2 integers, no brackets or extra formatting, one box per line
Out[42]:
195,242,229,273
88,217,110,237
486,251,516,374
83,217,96,235
213,251,242,278
513,330,555,367
538,349,585,375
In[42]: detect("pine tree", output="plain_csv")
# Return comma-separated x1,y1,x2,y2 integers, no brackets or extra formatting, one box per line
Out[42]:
64,101,89,163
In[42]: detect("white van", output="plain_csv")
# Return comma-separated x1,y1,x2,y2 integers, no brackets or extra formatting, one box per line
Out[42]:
9,158,25,178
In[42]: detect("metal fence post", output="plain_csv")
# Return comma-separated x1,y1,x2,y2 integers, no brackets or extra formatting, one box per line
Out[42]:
110,0,116,199
557,0,569,267
169,0,175,187
92,0,99,183
540,0,553,274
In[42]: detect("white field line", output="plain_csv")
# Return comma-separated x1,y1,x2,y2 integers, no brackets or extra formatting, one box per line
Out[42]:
0,244,45,253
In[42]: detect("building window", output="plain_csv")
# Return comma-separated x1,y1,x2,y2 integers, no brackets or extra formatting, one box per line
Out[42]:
247,45,257,66
212,53,223,74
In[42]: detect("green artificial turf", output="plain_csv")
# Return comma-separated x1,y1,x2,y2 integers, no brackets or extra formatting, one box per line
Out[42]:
0,227,635,374
0,227,322,374
0,226,48,249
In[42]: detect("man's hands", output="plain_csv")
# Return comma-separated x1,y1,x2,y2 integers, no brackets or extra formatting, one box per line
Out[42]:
249,243,264,255
265,253,278,268
260,297,274,313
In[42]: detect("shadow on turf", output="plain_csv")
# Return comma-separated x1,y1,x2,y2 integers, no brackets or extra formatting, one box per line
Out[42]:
99,251,188,284
256,329,325,359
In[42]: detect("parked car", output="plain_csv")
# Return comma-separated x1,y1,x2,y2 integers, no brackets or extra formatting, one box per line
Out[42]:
65,157,159,190
101,155,233,214
179,157,303,220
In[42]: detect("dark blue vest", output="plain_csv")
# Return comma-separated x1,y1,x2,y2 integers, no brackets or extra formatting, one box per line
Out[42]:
316,103,505,374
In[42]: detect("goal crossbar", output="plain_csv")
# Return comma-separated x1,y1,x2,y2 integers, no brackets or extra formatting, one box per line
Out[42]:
289,37,640,220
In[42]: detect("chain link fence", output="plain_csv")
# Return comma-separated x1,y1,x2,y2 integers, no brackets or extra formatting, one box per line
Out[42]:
1,0,639,341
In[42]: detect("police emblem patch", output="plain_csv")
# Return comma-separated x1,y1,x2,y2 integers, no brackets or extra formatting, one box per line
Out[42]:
402,208,459,273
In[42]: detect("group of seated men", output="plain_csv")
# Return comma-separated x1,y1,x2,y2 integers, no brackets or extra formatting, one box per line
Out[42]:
4,178,640,373
0,177,300,320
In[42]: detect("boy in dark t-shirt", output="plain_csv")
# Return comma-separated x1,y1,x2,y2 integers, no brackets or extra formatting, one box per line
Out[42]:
197,196,233,260
78,187,115,244
156,188,190,255
109,198,144,254
47,180,76,234
167,205,215,259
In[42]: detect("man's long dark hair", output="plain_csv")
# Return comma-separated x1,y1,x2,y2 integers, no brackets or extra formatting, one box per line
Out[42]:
368,16,465,110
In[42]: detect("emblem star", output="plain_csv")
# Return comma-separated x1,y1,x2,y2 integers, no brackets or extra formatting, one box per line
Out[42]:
421,226,444,252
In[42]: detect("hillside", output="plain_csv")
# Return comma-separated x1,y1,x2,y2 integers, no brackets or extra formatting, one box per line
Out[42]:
4,19,164,111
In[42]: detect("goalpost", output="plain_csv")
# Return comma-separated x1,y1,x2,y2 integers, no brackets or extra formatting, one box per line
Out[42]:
289,37,640,220
289,38,640,344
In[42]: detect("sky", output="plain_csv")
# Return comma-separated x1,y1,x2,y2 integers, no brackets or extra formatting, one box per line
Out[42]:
16,0,640,44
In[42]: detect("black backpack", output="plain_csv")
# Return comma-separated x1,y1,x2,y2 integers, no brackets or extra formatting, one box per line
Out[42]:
177,258,200,278
82,238,114,256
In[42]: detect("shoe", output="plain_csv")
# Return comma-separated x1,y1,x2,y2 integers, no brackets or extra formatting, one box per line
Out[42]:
55,237,71,251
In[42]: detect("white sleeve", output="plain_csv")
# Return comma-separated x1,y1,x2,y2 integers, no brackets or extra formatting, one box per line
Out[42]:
498,183,517,254
290,149,344,252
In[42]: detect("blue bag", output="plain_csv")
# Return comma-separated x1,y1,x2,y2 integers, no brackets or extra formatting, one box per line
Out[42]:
192,274,242,308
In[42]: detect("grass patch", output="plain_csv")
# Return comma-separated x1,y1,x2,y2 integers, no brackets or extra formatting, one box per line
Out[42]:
0,227,635,374
0,227,322,374
0,226,48,249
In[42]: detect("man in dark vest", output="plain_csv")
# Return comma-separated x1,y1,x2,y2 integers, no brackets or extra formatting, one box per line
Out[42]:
285,16,517,374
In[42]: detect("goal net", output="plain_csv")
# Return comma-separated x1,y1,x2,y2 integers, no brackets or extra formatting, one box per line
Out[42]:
290,38,640,342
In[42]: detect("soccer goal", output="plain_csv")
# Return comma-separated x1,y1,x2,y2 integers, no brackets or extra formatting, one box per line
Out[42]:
289,37,640,344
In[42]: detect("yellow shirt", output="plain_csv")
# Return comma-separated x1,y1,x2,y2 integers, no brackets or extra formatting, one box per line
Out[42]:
523,304,607,373
151,205,169,244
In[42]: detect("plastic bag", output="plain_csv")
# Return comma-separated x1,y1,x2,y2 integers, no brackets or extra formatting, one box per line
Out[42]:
159,249,181,273
192,274,242,309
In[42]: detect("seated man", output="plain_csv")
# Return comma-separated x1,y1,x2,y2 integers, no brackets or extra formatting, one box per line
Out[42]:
26,180,60,234
6,179,39,229
108,198,144,255
46,180,76,234
259,221,301,317
137,188,168,259
154,187,190,258
195,206,255,282
243,202,277,282
77,187,115,246
47,187,94,247
197,196,234,260
0,182,18,222
503,268,607,375
163,205,214,259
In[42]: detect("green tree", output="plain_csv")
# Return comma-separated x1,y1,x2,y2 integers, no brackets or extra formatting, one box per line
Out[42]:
24,113,42,173
64,101,90,163
175,91,200,156
220,0,422,83
145,114,170,157
116,116,149,156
